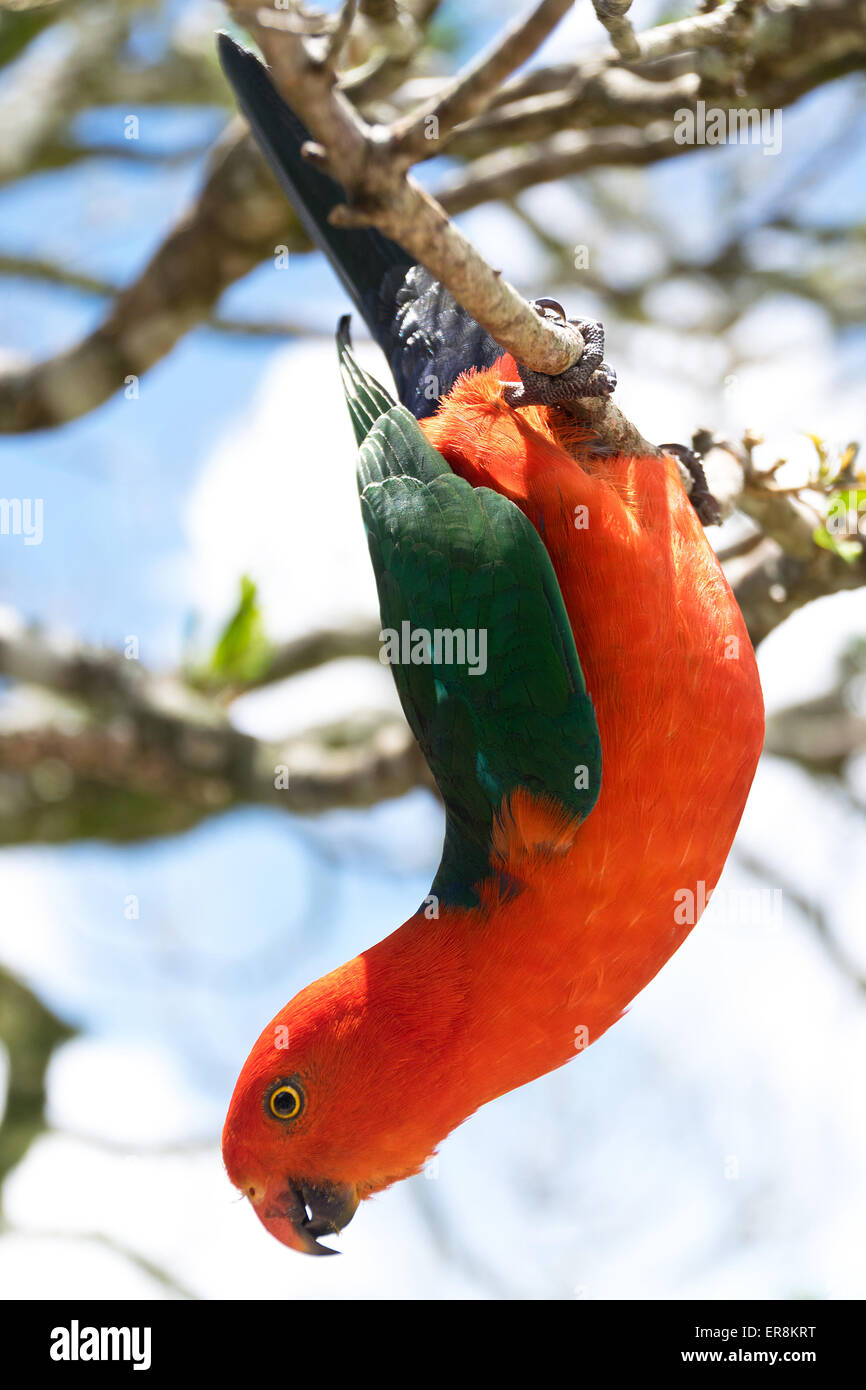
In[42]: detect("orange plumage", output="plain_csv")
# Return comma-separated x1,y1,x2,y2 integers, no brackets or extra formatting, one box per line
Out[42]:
222,359,764,1249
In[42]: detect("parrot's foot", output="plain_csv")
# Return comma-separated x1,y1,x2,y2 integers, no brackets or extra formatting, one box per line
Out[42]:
660,442,721,527
502,306,617,408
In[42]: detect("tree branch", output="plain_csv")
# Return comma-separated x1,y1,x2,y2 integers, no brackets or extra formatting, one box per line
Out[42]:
590,0,640,64
0,123,305,430
234,0,588,376
736,848,866,993
390,0,574,158
0,611,429,841
195,618,382,693
2,0,863,433
448,0,865,155
694,433,866,648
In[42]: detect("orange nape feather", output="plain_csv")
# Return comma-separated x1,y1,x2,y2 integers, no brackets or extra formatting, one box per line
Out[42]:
491,786,584,864
222,361,764,1235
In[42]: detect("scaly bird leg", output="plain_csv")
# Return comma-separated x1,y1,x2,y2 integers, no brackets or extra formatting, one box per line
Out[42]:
502,303,617,408
660,442,721,526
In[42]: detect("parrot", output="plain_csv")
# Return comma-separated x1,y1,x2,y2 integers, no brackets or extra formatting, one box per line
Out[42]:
217,33,765,1255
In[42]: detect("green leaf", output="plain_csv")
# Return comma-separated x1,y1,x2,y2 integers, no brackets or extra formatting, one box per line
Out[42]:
209,575,273,683
813,525,862,563
817,489,866,561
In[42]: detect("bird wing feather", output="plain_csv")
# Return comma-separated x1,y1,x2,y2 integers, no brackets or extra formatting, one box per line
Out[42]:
340,329,602,908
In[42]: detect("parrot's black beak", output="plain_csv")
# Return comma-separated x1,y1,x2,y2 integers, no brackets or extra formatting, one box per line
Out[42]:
253,1179,360,1255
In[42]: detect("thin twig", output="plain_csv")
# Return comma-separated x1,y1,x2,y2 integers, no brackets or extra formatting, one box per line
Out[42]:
591,0,640,64
390,0,574,158
736,849,866,993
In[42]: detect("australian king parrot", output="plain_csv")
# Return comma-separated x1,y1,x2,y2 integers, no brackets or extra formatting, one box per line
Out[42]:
217,34,765,1255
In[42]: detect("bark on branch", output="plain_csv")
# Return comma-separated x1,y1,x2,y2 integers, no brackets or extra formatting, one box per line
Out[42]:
1,0,862,434
239,0,588,377
0,610,429,841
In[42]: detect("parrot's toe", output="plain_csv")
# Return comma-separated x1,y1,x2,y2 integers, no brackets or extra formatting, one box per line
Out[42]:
502,306,615,408
660,442,721,526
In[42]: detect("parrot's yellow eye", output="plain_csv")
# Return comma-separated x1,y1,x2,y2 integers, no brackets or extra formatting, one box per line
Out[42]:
267,1082,304,1121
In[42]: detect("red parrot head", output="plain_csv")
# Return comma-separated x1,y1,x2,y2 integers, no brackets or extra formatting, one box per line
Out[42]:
221,925,471,1254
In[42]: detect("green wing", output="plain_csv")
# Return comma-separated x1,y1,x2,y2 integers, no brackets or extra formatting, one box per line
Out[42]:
339,325,602,908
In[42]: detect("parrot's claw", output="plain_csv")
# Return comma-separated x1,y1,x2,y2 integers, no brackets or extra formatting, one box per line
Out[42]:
660,442,721,527
502,309,617,409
